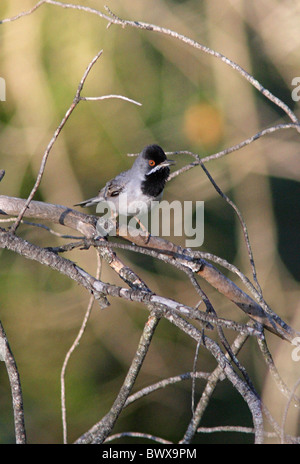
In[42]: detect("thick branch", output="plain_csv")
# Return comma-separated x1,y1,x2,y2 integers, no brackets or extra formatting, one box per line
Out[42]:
0,195,297,341
0,195,97,237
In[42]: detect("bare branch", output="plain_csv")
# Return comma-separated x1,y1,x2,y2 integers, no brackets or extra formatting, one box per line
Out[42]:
80,95,141,106
0,196,297,341
0,195,97,237
124,371,211,408
0,0,111,25
281,378,300,444
1,1,299,444
75,312,160,444
8,49,101,234
2,2,299,127
180,332,248,444
197,426,276,438
104,432,172,445
168,123,300,180
257,335,300,408
103,7,300,127
167,317,264,444
0,322,26,444
60,249,102,444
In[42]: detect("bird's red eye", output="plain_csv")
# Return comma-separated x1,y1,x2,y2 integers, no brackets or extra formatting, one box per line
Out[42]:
149,160,155,166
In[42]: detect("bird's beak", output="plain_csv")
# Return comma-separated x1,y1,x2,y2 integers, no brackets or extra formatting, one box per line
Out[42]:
159,159,176,168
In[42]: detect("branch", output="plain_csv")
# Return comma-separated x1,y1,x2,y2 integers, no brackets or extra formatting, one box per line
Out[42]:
281,378,300,443
164,315,264,444
0,227,241,336
104,432,172,445
2,2,298,127
197,426,276,438
1,0,299,445
180,332,248,444
60,249,102,444
7,49,99,233
257,335,300,407
124,371,211,408
0,195,297,342
0,322,26,444
75,312,160,444
0,195,97,237
168,123,300,181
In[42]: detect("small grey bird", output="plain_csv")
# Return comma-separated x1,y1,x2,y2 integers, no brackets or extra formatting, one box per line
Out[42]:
75,144,175,217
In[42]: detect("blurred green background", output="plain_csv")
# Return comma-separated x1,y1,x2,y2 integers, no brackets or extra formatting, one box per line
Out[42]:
0,0,299,444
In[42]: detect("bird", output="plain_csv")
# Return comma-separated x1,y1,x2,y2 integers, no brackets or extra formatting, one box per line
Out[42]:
75,144,175,233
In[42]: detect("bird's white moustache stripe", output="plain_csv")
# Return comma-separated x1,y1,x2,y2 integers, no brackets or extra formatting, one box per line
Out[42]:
147,165,162,176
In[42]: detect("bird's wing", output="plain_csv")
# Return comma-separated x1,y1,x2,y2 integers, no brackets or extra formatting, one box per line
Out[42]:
103,172,127,198
75,170,129,207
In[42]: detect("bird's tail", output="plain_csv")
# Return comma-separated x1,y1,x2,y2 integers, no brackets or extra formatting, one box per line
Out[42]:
74,196,102,208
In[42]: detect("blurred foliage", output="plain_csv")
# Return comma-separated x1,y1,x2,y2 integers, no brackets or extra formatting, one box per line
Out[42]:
0,0,299,444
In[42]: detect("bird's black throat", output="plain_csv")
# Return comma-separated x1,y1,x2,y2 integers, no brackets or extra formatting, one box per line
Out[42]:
141,166,170,198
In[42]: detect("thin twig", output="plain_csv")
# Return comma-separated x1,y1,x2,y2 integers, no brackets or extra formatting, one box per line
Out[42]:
281,377,300,444
179,332,249,444
198,159,263,295
124,371,211,408
0,0,111,25
168,123,300,181
192,338,203,414
197,426,276,438
80,95,141,106
0,217,83,239
257,335,300,407
102,7,299,127
0,321,26,444
8,49,101,234
89,238,294,340
170,316,264,444
60,249,102,444
104,431,172,444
